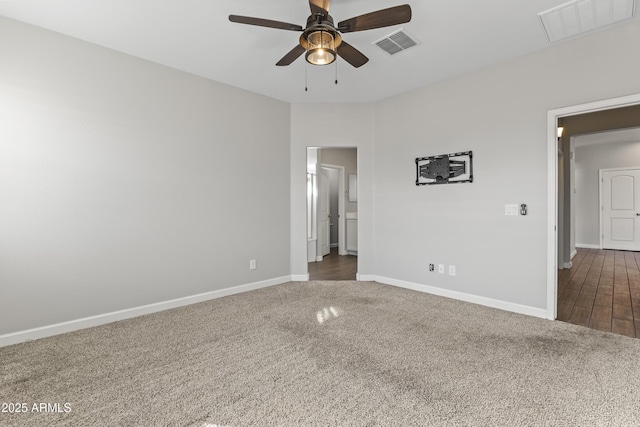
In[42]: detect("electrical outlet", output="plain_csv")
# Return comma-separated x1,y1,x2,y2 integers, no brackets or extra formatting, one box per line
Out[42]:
438,264,444,274
449,265,456,276
429,263,434,272
249,259,256,270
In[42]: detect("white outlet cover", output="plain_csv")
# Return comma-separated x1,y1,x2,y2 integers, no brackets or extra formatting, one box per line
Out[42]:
438,264,445,274
449,265,456,276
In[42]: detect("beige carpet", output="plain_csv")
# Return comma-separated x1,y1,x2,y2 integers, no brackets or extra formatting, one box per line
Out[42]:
1,281,640,426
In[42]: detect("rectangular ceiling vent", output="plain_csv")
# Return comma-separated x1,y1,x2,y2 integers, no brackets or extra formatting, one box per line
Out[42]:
539,0,636,42
373,29,419,55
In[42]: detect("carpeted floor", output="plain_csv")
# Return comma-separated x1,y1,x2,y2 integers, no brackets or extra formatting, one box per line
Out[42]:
1,281,640,426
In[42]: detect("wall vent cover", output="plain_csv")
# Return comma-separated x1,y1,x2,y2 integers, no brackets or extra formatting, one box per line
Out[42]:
539,0,636,42
373,29,419,55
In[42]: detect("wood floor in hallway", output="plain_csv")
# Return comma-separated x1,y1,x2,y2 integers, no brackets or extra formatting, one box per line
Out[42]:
308,248,357,281
558,248,640,339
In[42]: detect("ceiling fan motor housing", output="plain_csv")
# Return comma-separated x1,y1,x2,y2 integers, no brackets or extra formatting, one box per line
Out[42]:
300,14,342,65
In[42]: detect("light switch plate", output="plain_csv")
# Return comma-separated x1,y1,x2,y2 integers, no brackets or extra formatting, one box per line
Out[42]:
505,204,518,216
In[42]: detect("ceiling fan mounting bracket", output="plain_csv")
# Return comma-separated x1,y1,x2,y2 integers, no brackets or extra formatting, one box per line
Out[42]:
312,13,325,24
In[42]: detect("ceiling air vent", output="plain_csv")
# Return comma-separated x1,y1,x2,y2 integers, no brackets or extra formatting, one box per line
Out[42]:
374,29,418,55
539,0,636,42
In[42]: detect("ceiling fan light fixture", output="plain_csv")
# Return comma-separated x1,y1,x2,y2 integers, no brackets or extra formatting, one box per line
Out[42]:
305,30,336,65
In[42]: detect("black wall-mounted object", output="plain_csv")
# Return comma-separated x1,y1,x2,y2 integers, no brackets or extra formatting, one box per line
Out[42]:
520,204,527,215
415,151,473,186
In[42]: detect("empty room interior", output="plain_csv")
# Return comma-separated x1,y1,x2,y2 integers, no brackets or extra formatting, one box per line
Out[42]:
2,0,640,425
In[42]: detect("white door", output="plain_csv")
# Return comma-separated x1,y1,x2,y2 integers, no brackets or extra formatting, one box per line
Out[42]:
318,169,331,256
601,168,640,250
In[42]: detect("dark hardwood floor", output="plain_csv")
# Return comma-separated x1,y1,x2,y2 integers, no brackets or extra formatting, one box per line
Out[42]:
558,248,640,338
308,248,357,281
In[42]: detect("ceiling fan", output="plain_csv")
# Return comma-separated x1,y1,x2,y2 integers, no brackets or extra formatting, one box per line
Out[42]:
229,0,412,68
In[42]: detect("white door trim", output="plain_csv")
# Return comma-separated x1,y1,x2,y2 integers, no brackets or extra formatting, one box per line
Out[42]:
317,167,331,258
547,92,640,320
319,163,346,256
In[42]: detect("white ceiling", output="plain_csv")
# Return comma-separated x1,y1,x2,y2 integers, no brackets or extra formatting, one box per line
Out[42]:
0,0,633,103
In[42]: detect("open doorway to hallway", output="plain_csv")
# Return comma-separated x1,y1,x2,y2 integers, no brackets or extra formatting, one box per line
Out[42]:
307,147,358,280
554,103,640,338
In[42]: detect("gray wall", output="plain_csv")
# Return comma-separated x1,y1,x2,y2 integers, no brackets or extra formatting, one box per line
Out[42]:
4,12,640,337
373,17,640,310
0,18,291,335
575,139,640,247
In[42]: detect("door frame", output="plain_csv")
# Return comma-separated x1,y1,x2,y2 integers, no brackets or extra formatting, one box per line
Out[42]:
317,166,331,260
547,93,640,320
318,163,347,261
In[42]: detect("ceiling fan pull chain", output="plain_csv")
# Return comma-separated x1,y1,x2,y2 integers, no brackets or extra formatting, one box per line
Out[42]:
305,59,308,92
335,57,338,85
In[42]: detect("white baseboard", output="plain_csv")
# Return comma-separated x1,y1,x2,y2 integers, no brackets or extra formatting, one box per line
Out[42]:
0,276,291,348
576,243,600,249
374,276,547,319
0,274,550,348
570,249,577,260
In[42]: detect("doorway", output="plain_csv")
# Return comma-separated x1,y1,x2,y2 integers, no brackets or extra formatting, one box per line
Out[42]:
307,147,358,280
570,128,640,252
548,93,640,323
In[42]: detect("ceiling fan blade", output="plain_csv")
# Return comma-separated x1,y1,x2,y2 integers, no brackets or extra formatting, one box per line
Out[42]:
309,0,331,15
229,15,303,31
338,5,412,33
337,41,369,68
276,44,306,66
